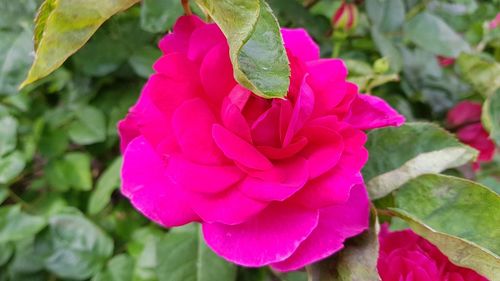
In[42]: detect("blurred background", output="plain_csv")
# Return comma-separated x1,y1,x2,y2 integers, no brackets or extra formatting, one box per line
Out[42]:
0,0,499,280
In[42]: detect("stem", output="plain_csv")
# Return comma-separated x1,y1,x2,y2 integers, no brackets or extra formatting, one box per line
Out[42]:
304,0,320,9
306,265,321,281
181,0,192,16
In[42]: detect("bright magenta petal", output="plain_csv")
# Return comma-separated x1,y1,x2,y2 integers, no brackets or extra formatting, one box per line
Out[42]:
281,28,320,62
270,184,369,271
212,124,273,170
202,203,319,266
159,15,205,54
122,136,198,227
172,98,226,164
345,94,405,130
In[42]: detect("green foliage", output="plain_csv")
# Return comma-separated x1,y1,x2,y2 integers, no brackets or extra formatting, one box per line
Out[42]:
364,122,477,199
0,0,499,280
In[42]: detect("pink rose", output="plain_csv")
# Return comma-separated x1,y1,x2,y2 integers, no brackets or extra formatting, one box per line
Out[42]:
489,13,500,30
378,225,488,281
437,56,455,67
118,16,404,270
447,101,495,169
332,1,359,32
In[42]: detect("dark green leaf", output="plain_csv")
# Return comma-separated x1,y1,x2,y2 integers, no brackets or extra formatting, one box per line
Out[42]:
389,174,500,279
405,12,470,57
0,205,46,243
364,122,477,199
370,27,402,73
45,209,114,280
156,224,237,281
45,152,92,191
88,157,123,215
129,45,162,78
21,0,140,87
68,105,106,145
0,242,13,266
194,0,290,98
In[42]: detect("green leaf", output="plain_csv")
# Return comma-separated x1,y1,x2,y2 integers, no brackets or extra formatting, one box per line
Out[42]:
457,53,500,97
330,214,380,281
20,0,140,87
0,205,46,243
64,152,92,191
389,174,500,279
366,0,405,33
68,105,106,145
0,0,38,30
128,45,162,78
405,12,470,57
140,0,183,33
0,241,13,266
88,157,123,215
45,152,92,191
0,151,26,184
194,0,290,98
0,29,34,95
370,27,402,73
0,115,17,157
128,226,163,281
156,224,237,281
45,209,114,280
482,91,500,144
92,254,134,281
0,188,7,205
364,122,478,199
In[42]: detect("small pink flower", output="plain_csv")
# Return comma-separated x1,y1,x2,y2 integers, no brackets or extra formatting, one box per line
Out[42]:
488,13,500,30
332,1,359,32
378,225,488,281
437,56,455,67
118,16,404,270
447,101,495,169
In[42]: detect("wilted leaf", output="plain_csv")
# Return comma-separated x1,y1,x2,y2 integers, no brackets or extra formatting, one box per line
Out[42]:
156,224,237,281
482,91,500,144
88,157,123,215
21,0,140,87
389,174,500,279
405,12,470,57
0,205,46,243
194,0,290,98
0,151,26,184
46,209,114,280
330,213,380,281
364,122,478,199
457,53,500,97
68,105,106,145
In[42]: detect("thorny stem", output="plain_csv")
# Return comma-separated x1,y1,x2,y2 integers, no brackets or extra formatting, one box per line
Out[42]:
182,0,192,16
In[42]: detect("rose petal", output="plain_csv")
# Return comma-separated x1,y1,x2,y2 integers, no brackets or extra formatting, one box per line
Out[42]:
240,157,308,201
345,94,405,130
212,124,273,170
300,126,344,178
159,15,205,54
270,184,370,271
172,98,226,164
188,23,226,61
281,28,320,62
221,101,252,141
167,155,244,194
188,186,267,225
122,136,198,227
446,101,482,128
200,43,237,105
283,78,314,146
202,203,319,266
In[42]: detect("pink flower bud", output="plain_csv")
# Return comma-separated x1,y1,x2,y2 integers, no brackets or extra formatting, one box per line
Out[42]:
437,56,455,67
332,2,358,32
488,12,500,30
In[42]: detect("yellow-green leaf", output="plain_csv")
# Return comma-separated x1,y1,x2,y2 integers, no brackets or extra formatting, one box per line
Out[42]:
20,0,140,88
